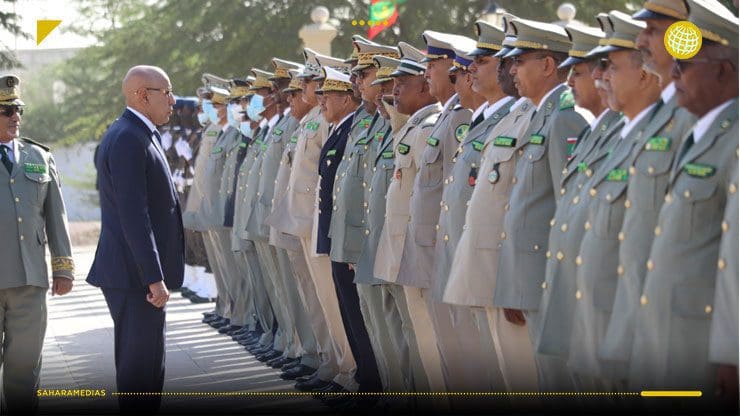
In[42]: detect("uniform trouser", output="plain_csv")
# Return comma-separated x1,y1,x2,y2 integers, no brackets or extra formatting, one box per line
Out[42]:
402,286,446,393
102,287,165,414
0,286,46,414
470,307,507,392
426,300,505,393
285,248,322,370
380,284,429,392
330,261,381,393
356,284,406,391
525,309,575,392
206,229,242,322
487,307,538,392
275,247,314,360
202,231,227,317
299,237,357,391
231,253,255,329
254,241,287,352
239,249,275,346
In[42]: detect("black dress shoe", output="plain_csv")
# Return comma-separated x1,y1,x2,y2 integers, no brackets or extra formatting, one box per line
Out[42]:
256,350,282,362
230,328,250,339
280,364,315,380
268,356,295,369
294,374,314,383
312,381,345,395
239,337,260,347
209,318,230,329
249,344,272,354
202,311,216,317
294,377,330,391
218,325,241,335
236,333,260,343
191,295,215,304
180,288,193,297
225,325,244,335
281,359,303,371
202,314,221,324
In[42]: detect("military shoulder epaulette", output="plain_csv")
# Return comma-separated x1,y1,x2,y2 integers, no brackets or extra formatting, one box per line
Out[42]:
452,104,465,111
20,137,50,152
559,90,575,110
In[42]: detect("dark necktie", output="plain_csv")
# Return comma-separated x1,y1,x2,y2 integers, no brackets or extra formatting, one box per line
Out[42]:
0,145,12,174
678,133,695,163
470,112,485,129
649,98,664,121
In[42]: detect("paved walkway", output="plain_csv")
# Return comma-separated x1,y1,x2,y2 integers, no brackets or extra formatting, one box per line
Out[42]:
39,245,328,414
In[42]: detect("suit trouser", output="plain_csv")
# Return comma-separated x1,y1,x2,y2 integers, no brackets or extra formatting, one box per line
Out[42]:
299,237,357,391
202,231,227,316
330,261,381,392
231,252,255,329
426,300,505,393
254,241,288,352
275,247,314,359
380,284,429,392
525,309,575,392
0,286,46,414
487,307,538,392
402,286,446,393
101,287,165,414
356,284,406,391
285,248,322,370
239,249,275,345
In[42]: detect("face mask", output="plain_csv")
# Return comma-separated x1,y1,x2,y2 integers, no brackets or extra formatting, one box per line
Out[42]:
239,121,253,137
247,94,265,122
197,112,209,126
202,100,218,124
227,103,241,128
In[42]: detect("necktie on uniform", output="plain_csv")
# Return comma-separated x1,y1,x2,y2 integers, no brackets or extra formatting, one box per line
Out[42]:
470,112,485,129
649,98,664,121
678,133,695,163
0,145,12,174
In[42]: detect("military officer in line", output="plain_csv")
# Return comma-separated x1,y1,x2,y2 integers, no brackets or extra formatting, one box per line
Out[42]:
493,18,588,391
272,49,358,395
566,12,662,391
629,0,738,401
315,66,376,405
332,39,399,392
534,18,623,390
600,0,697,375
444,18,535,394
355,55,428,396
373,42,447,394
0,74,75,412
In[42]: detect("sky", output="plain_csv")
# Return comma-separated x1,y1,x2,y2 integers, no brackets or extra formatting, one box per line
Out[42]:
1,0,95,51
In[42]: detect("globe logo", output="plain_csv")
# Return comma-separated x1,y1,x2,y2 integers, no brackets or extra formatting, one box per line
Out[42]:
664,21,703,59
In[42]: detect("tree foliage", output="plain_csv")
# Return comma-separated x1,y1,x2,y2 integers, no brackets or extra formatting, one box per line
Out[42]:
0,0,31,69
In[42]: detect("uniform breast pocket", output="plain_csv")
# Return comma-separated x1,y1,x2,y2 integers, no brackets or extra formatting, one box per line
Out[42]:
523,145,547,192
675,177,719,241
396,152,413,185
420,145,442,188
24,171,51,206
671,284,715,320
591,181,628,240
381,161,395,190
350,146,367,178
633,151,675,210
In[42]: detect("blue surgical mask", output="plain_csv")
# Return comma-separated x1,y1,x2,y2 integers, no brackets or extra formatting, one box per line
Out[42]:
239,121,254,138
227,103,240,129
202,100,218,124
197,112,209,126
247,94,265,122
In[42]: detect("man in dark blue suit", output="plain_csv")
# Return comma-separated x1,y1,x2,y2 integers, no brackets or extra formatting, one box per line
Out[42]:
88,65,184,414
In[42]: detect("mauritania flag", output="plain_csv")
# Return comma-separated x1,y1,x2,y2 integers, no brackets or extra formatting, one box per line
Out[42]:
368,0,406,39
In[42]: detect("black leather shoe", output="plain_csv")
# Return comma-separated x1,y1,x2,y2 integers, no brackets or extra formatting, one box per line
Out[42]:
294,377,329,391
239,337,261,347
218,325,242,335
268,356,295,369
256,350,282,362
191,295,216,304
312,382,345,395
281,359,303,371
236,333,260,344
209,318,230,329
295,374,314,383
281,364,315,380
202,311,215,317
249,344,272,354
180,287,193,297
202,314,221,324
230,328,250,339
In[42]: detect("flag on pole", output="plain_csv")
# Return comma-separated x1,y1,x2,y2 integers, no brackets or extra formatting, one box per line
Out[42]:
368,0,405,39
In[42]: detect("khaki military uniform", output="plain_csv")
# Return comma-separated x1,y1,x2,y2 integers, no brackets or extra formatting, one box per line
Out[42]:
494,84,587,391
629,100,738,393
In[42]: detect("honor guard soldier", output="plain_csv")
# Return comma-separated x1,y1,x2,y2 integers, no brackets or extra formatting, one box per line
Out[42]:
534,19,622,391
494,17,588,391
601,0,697,378
0,74,75,413
629,0,738,405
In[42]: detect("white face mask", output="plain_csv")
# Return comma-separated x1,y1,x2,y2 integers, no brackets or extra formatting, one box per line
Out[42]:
227,103,241,128
239,121,253,137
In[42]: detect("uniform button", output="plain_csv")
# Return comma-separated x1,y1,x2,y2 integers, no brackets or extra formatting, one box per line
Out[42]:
362,181,367,188
684,190,691,198
624,199,631,209
466,200,470,207
497,243,503,249
647,166,655,175
306,187,311,192
504,203,510,211
444,179,449,185
17,217,22,223
363,202,368,207
14,197,19,203
500,232,506,240
705,305,713,314
528,154,533,160
444,205,449,211
562,168,568,176
575,256,582,266
435,224,440,230
546,250,551,259
439,200,444,207
550,218,556,227
589,188,597,197
556,251,564,261
730,183,737,194
368,187,373,192
274,179,278,185
333,206,337,211
584,221,591,231
572,196,579,205
560,223,568,232
606,193,612,201
629,166,636,175
654,226,661,236
575,290,582,300
533,244,540,251
511,177,517,184
366,209,370,214
560,188,566,196
332,195,337,200
718,258,726,270
577,183,583,190
9,179,14,184
722,221,729,233
373,167,377,172
617,264,624,276
640,295,648,306
365,229,370,235
542,281,548,290
20,235,24,241
449,176,454,183
585,169,593,178
452,158,457,163
646,259,654,271
665,193,673,203
618,232,625,241
363,163,367,169
444,234,449,242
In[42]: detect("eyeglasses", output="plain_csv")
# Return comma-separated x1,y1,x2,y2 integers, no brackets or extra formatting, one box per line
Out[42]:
145,87,174,97
0,106,23,117
512,54,547,66
448,74,458,84
672,57,732,75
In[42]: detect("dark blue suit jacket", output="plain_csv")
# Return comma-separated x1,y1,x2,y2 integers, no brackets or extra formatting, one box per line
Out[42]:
88,109,184,290
316,114,354,255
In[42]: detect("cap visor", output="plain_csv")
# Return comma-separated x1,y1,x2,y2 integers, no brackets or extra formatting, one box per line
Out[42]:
584,45,609,59
469,47,497,57
559,56,585,69
504,48,529,59
351,64,371,73
370,77,393,86
632,8,671,20
493,47,512,58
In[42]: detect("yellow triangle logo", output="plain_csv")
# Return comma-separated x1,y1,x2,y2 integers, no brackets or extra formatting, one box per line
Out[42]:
37,20,62,46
